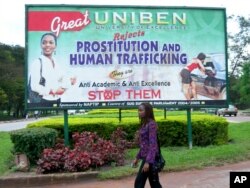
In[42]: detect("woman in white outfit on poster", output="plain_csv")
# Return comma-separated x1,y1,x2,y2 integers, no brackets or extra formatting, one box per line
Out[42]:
28,32,76,107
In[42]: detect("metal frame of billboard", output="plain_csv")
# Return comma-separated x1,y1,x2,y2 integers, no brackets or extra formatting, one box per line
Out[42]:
25,5,228,110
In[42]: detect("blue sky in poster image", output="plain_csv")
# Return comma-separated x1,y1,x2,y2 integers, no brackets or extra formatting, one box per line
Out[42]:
0,0,249,46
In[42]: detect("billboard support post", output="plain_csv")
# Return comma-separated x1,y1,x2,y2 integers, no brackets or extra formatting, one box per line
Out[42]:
63,110,69,146
187,108,192,149
119,108,122,122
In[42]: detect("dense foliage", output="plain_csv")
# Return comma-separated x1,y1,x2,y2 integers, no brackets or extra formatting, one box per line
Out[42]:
37,128,133,174
10,127,58,164
27,115,228,147
228,16,250,76
228,16,250,108
0,43,25,118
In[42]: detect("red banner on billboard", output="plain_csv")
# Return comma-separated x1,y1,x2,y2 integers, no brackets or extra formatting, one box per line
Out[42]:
28,11,91,36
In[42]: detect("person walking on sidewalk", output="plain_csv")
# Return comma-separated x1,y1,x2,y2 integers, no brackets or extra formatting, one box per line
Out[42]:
132,102,162,188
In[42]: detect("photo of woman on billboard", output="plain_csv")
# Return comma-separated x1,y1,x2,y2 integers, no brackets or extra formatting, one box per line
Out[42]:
180,53,206,100
28,32,76,107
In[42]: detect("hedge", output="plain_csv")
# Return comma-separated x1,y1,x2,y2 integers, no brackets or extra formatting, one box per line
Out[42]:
27,115,228,147
10,127,58,164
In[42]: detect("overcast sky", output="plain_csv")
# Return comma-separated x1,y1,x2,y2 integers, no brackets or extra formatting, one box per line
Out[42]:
0,0,249,46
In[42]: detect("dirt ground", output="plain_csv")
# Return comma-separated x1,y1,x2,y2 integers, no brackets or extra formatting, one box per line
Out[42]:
28,160,250,188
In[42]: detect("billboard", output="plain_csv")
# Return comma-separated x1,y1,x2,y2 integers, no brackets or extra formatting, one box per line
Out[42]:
25,5,228,109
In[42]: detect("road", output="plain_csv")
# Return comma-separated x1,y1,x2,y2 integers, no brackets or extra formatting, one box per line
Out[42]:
0,118,46,132
18,160,250,188
223,114,250,123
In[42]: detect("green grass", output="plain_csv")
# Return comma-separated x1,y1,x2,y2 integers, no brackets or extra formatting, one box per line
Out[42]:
67,109,205,119
28,109,207,127
0,132,14,176
1,121,250,180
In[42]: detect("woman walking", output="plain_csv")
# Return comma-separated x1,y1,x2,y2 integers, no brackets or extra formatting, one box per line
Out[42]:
133,102,162,188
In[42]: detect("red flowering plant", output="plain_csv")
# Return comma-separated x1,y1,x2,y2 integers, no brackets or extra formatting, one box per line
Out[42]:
37,129,131,174
64,149,91,172
37,147,70,174
72,132,105,167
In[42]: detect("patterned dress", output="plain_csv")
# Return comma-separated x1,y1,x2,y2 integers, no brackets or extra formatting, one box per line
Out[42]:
136,119,159,164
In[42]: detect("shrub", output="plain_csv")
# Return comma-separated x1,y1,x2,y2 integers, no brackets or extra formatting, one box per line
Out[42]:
158,119,187,146
10,127,58,164
72,131,128,166
110,127,135,149
28,115,228,147
37,147,70,173
37,129,131,174
158,116,228,146
64,150,91,172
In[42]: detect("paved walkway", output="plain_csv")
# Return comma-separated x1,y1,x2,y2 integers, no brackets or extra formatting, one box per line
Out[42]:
28,160,250,188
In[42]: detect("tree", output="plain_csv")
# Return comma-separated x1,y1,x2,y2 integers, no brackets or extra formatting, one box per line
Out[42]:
228,16,250,76
0,43,25,117
228,74,241,105
239,62,250,108
0,88,8,111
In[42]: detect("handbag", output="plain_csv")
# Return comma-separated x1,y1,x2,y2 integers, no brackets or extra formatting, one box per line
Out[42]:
28,58,45,103
152,134,166,172
28,83,42,103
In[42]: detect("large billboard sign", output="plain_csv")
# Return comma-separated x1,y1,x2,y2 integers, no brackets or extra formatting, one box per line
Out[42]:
25,5,228,109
